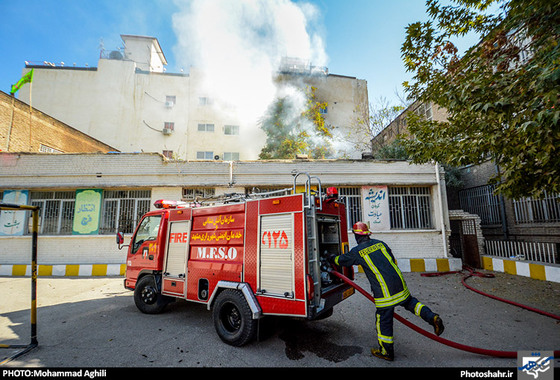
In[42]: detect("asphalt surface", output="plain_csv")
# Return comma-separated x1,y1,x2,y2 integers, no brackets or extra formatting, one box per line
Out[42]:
1,269,559,372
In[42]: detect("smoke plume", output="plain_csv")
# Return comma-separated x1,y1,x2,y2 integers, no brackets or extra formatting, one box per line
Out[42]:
171,0,328,126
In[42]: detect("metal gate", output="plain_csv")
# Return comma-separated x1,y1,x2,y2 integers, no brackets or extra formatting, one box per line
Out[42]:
450,219,480,268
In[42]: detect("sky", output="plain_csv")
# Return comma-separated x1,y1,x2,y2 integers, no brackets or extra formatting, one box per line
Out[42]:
0,0,478,108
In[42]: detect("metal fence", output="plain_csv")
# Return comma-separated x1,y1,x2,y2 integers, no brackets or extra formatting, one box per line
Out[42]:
485,239,558,264
513,191,560,224
459,184,502,225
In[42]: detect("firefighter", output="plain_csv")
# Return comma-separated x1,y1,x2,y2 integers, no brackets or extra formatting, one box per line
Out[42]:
330,221,444,361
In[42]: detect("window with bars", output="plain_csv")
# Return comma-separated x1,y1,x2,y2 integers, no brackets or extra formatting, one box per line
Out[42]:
29,191,75,235
338,187,362,228
99,190,151,235
388,186,433,229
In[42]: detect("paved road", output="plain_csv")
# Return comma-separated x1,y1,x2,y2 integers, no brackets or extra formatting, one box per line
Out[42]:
1,270,559,371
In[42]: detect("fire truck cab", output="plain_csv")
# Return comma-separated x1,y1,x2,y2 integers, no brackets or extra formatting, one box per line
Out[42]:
118,173,354,346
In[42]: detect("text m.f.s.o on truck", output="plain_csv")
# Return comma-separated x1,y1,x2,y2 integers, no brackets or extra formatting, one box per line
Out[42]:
117,173,355,346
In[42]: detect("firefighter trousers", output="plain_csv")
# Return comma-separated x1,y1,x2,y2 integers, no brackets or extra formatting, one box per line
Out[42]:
375,295,437,357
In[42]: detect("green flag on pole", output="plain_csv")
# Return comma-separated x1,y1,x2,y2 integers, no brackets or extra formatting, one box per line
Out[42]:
10,69,34,95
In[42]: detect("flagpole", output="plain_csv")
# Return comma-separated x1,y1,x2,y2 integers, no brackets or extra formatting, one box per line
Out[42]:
29,79,33,150
6,94,15,151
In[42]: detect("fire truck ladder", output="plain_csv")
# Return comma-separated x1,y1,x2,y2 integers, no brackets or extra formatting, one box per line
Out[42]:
293,172,323,311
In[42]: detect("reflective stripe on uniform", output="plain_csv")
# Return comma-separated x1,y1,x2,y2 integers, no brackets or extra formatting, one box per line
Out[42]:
359,242,409,307
360,249,390,298
376,314,394,344
374,287,410,308
414,302,425,317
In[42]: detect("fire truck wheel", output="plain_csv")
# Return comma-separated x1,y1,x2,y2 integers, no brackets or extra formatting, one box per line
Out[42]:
212,289,257,346
134,275,170,314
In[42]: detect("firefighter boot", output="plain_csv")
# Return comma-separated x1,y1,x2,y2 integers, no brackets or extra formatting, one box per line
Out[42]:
431,315,444,336
371,344,394,361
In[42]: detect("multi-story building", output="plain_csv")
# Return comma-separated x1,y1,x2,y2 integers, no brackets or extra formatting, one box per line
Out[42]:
16,35,368,160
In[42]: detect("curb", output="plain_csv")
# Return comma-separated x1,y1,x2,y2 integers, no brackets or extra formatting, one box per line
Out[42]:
0,259,463,277
356,257,463,274
0,264,126,277
481,255,560,283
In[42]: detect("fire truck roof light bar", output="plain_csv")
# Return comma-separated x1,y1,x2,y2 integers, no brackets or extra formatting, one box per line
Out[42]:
153,199,189,209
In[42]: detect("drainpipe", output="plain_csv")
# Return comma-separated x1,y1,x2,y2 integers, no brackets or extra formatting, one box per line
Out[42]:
435,162,449,256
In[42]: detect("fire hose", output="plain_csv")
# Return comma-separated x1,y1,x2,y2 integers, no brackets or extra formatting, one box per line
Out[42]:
329,268,560,358
421,266,560,321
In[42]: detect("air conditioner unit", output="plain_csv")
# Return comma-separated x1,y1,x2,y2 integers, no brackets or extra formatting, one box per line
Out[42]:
165,101,174,108
162,128,174,135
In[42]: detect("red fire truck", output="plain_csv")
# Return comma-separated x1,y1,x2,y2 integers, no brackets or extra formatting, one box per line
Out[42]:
117,173,355,346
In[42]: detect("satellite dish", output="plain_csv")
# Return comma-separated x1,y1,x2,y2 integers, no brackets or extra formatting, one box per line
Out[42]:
109,51,123,60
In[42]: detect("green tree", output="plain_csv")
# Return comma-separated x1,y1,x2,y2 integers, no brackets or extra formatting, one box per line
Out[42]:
259,86,333,159
374,138,409,160
400,0,559,199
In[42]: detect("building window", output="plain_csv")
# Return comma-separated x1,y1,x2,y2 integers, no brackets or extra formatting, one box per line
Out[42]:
513,191,560,224
223,152,239,161
29,191,75,235
199,97,212,106
99,190,151,234
163,122,175,131
183,188,215,201
39,144,63,153
165,96,176,107
198,123,215,132
413,102,432,121
162,150,173,159
388,186,433,229
224,125,239,135
196,151,214,160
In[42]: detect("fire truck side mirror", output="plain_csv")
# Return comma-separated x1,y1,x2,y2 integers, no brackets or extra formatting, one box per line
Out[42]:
116,232,127,250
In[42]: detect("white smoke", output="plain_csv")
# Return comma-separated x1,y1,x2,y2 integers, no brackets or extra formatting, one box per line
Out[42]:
171,0,328,126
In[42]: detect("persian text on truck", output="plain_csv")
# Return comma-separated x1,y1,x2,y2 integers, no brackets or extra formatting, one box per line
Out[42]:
117,173,355,346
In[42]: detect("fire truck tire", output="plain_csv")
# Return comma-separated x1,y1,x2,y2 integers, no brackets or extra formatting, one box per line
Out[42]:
134,275,170,314
212,289,257,346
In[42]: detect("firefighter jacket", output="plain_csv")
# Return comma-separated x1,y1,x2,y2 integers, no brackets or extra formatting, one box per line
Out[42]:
334,238,410,309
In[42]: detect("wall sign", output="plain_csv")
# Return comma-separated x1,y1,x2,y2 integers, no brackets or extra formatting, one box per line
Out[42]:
362,186,390,232
72,189,102,235
0,190,29,236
